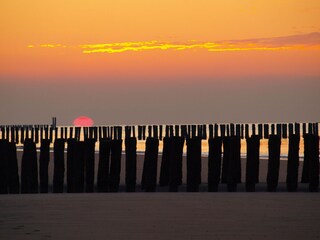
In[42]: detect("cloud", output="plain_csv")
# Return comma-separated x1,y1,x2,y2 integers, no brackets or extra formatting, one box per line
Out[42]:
29,32,320,54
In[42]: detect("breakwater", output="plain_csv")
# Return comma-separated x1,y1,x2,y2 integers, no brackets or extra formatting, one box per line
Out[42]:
0,123,319,193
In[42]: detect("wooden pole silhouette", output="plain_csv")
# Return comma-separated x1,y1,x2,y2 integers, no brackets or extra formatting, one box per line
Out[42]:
141,137,159,192
208,137,222,192
7,142,20,193
109,139,122,192
21,139,38,193
97,138,111,192
302,134,319,192
246,135,260,192
84,139,96,193
39,139,50,193
266,135,281,192
125,137,137,192
168,136,184,192
0,140,18,194
53,139,65,193
286,134,300,192
0,140,9,194
159,137,171,187
186,137,201,192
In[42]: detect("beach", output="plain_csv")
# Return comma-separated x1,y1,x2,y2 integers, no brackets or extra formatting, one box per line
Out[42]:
1,193,320,240
1,152,319,239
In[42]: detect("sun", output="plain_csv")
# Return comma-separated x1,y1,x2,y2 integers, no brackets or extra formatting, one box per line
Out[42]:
73,116,94,127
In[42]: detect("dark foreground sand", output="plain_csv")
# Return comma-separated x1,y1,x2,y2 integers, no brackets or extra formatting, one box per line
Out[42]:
1,193,320,240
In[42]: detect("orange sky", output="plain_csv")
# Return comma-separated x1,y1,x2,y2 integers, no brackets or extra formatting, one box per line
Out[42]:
0,0,320,124
1,0,320,82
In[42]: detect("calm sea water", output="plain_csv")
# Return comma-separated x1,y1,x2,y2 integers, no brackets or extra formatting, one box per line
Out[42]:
10,123,317,161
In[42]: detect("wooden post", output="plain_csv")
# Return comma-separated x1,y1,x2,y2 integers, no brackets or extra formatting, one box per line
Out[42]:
141,137,159,192
266,135,281,192
246,135,260,192
21,139,38,193
125,137,137,192
109,139,122,192
84,139,96,193
258,124,263,139
214,124,219,138
169,136,184,192
302,134,319,192
286,134,300,192
208,137,222,192
186,137,201,192
245,124,249,139
282,124,287,139
39,139,50,193
309,134,319,192
0,140,9,194
8,142,20,193
209,124,213,139
53,139,65,193
97,138,111,192
159,137,171,187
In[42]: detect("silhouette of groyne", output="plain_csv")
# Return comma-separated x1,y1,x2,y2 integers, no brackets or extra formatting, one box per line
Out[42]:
0,123,319,193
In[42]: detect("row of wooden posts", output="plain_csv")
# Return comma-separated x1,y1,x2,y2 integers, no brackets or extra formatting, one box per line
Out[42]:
0,123,319,194
0,122,319,143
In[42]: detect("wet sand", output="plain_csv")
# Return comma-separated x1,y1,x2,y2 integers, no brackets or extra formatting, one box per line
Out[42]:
1,193,320,240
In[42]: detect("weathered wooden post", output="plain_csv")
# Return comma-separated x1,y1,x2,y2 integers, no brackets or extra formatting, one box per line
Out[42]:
97,138,111,192
39,139,51,193
141,137,159,192
8,141,19,193
67,138,77,193
53,138,65,193
21,138,38,193
169,136,184,192
186,137,202,192
246,135,260,192
266,135,281,192
0,140,9,194
109,139,122,192
84,138,96,192
286,134,300,192
303,133,319,192
208,137,222,192
159,136,171,187
125,135,137,192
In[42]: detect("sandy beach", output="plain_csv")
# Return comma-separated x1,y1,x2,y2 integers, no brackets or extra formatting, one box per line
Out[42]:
1,193,320,240
1,152,319,239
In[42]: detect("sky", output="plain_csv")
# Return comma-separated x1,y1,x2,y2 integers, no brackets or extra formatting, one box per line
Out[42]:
1,0,320,125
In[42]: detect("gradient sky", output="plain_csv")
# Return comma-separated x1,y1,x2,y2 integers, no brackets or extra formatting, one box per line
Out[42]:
1,0,320,125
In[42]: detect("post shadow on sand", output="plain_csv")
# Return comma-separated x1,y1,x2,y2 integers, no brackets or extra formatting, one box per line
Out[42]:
21,138,38,193
0,140,20,194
